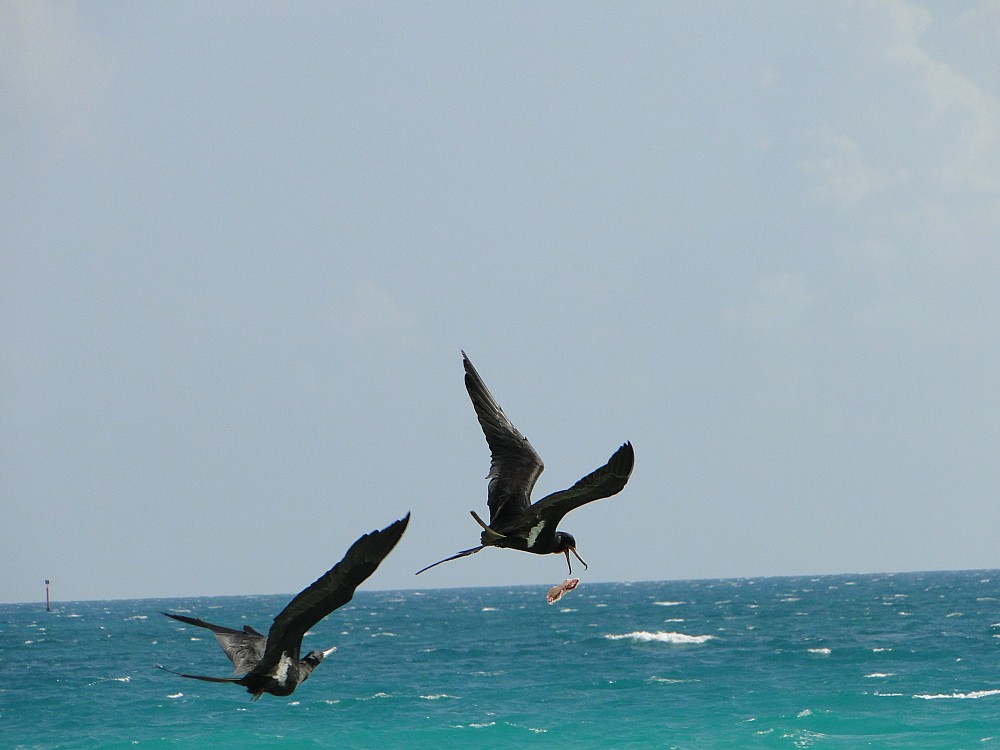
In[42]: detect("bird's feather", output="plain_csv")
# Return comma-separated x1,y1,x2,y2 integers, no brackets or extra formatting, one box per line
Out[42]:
527,441,635,530
157,665,242,684
253,513,410,673
462,352,544,530
161,612,265,675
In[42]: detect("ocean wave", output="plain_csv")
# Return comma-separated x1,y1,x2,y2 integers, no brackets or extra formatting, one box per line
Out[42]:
420,694,459,700
605,631,714,644
913,689,1000,700
454,721,546,733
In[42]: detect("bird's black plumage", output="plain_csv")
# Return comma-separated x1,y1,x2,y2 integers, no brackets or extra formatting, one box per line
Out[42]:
416,352,633,575
161,513,409,699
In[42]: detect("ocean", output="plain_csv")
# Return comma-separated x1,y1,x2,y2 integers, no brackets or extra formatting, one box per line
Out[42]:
3,571,999,749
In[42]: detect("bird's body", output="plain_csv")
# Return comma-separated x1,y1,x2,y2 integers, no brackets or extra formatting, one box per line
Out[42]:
416,352,633,575
161,514,409,699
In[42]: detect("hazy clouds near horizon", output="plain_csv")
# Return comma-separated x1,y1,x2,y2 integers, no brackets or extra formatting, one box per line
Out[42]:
3,1,1000,604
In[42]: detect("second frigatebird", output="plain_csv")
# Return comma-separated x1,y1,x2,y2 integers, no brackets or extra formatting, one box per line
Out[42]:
416,352,633,576
160,513,409,699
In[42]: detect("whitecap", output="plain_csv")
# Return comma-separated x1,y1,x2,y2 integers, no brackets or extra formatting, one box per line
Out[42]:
167,693,183,699
914,689,1000,700
420,694,458,700
653,601,685,606
605,631,714,645
663,618,685,623
481,607,498,612
865,673,894,678
807,648,831,655
797,708,812,718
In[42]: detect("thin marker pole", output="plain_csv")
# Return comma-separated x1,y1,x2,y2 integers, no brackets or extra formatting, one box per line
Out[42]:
45,579,51,612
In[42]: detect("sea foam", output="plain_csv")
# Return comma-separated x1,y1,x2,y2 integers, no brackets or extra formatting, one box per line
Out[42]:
605,631,714,644
913,689,1000,700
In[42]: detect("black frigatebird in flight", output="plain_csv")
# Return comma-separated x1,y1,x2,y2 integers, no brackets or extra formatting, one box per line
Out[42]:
160,513,409,699
416,352,633,576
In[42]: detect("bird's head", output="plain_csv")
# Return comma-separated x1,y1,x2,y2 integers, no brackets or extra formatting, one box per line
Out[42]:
554,531,588,574
302,646,337,668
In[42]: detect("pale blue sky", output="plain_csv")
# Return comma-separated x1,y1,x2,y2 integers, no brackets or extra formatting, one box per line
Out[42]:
3,1,1000,603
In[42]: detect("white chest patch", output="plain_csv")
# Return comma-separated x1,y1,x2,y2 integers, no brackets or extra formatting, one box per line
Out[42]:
526,520,546,548
275,654,293,685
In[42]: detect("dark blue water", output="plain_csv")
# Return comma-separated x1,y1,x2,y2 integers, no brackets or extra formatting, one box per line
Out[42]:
3,572,1000,748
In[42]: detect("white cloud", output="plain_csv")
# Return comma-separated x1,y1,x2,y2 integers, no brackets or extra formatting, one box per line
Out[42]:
873,0,1000,195
800,129,907,207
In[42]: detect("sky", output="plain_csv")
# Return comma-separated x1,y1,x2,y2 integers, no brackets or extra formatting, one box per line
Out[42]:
3,1,1000,604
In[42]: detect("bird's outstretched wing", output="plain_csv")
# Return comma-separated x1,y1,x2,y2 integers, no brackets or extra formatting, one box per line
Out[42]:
527,441,634,528
161,612,265,675
256,513,410,670
463,352,544,530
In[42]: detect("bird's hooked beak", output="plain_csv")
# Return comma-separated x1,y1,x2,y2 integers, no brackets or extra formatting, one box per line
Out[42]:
563,546,589,574
322,646,337,659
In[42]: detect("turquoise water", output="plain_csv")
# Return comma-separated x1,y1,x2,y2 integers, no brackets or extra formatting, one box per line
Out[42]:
3,571,1000,749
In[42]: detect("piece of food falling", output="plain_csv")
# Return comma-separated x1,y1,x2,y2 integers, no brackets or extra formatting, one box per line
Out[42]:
547,578,580,604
